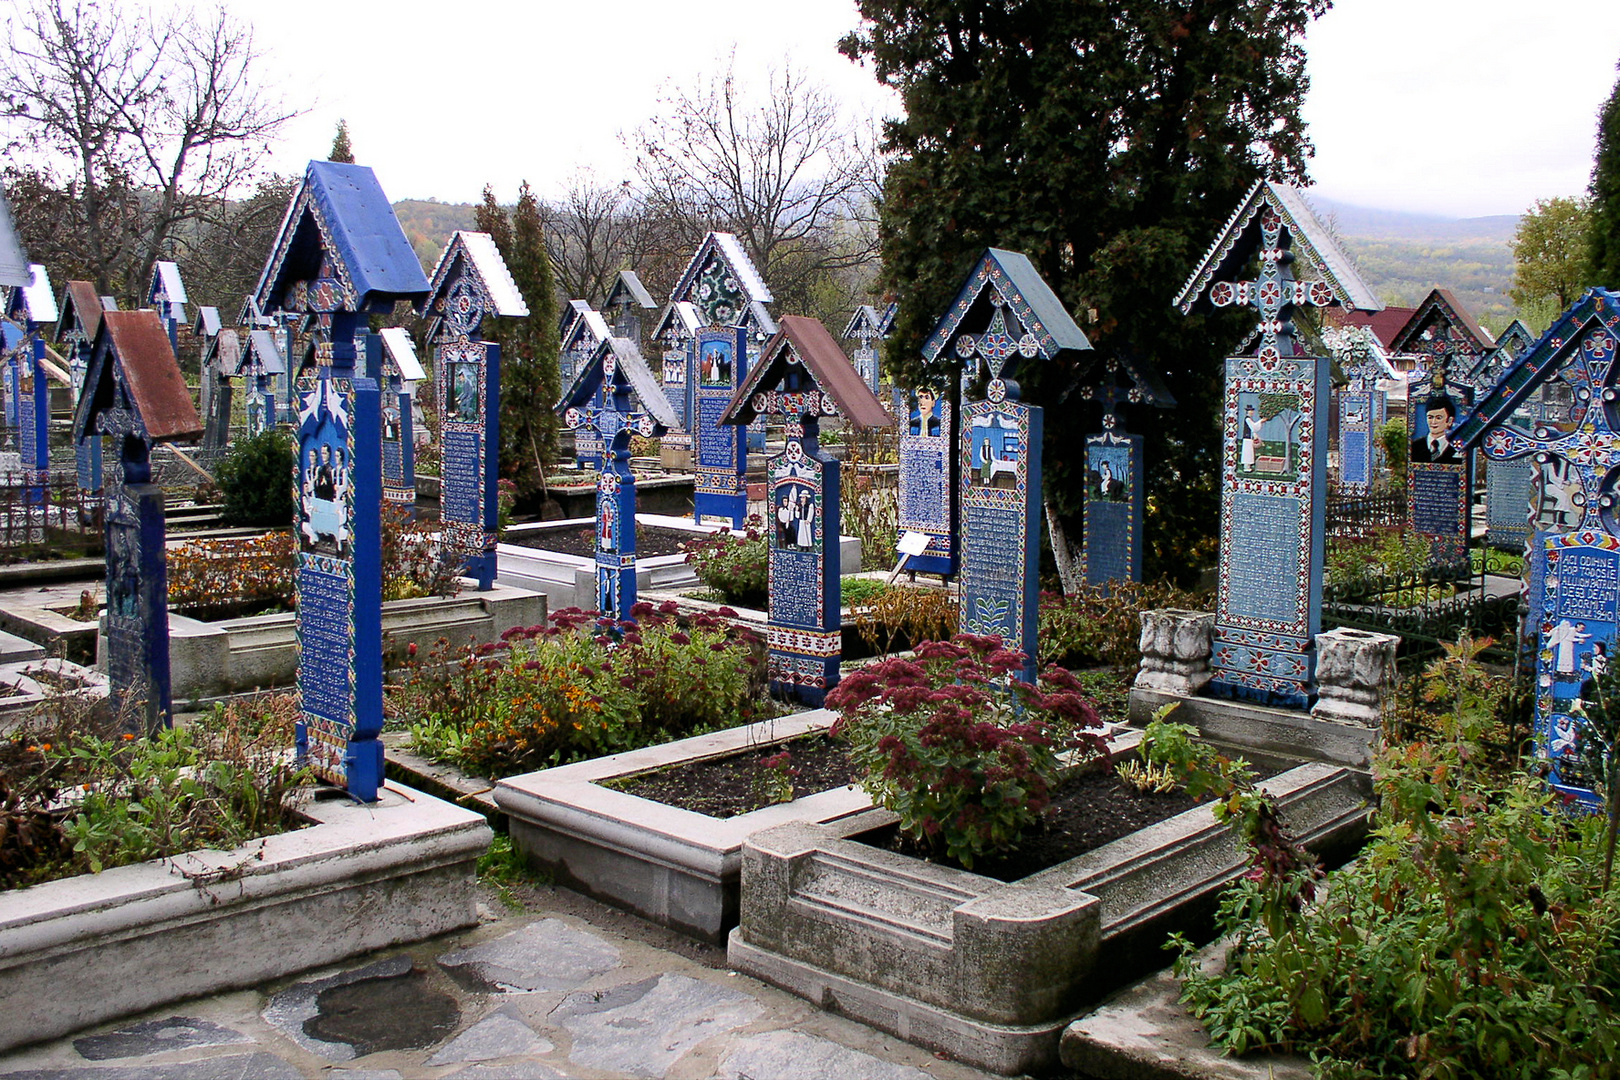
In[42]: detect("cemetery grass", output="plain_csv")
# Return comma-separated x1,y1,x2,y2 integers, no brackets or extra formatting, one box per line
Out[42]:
0,693,309,891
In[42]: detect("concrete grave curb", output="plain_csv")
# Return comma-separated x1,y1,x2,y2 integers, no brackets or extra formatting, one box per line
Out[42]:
0,781,491,1053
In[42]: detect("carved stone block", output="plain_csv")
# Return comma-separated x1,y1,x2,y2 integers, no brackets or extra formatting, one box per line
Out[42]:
1312,627,1400,726
1133,608,1215,696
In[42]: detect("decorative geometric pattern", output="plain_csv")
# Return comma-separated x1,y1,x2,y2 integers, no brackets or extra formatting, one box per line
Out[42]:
1455,288,1620,808
1210,354,1328,708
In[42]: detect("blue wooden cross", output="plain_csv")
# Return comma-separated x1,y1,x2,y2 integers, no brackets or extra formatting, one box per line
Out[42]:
560,338,673,619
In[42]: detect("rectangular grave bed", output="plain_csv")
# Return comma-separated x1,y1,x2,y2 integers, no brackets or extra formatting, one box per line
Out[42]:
0,780,491,1053
495,710,875,944
107,583,546,702
499,514,864,613
726,759,1371,1076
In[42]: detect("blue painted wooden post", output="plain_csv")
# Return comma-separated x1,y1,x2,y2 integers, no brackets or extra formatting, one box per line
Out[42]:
57,284,107,503
896,386,955,575
960,375,1043,683
1082,422,1143,588
922,250,1094,681
691,326,749,526
558,337,675,619
422,231,526,589
260,160,430,802
75,310,203,735
721,315,891,705
1173,182,1384,708
1452,289,1620,809
7,268,56,504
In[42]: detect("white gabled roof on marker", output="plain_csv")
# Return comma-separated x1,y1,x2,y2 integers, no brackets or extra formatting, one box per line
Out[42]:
458,231,528,317
713,233,772,304
153,261,188,305
0,193,29,288
379,326,426,381
579,308,611,343
20,264,57,324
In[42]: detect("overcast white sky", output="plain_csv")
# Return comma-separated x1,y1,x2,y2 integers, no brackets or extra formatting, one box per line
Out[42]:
169,0,1620,219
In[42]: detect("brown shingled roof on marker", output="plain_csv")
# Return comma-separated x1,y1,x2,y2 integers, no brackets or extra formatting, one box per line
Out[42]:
724,314,894,429
103,310,202,443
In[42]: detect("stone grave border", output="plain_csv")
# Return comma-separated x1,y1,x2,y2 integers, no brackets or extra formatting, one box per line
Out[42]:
496,710,871,944
0,781,490,1053
728,758,1369,1076
94,583,545,703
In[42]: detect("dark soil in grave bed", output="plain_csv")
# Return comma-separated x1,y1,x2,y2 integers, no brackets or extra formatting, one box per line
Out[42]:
507,524,698,560
860,767,1209,883
606,735,860,818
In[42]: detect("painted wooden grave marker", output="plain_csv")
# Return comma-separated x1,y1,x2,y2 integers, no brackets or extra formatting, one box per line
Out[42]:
148,261,188,353
423,230,527,589
257,160,429,802
722,314,891,703
653,300,701,452
1454,288,1620,808
57,280,109,498
669,232,776,454
75,310,202,733
1075,351,1174,588
6,264,57,496
559,336,676,619
1175,181,1381,708
560,301,611,468
1322,324,1393,494
378,327,422,513
927,249,1093,681
691,325,750,525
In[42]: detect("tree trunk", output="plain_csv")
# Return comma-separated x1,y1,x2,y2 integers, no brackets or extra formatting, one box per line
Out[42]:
1045,497,1082,596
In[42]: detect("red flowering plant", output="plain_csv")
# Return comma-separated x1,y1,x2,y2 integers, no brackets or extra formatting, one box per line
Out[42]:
683,516,768,608
826,634,1107,869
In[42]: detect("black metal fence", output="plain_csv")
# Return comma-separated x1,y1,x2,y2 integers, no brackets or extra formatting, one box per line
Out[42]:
1326,488,1406,537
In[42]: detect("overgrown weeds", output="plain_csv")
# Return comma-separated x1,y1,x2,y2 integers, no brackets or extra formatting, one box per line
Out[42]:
1,693,307,889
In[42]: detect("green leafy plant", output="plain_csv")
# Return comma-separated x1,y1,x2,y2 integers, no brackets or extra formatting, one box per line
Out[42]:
396,602,764,778
840,576,890,608
827,634,1106,869
1,693,307,888
1037,579,1210,670
683,518,768,608
214,429,296,526
1165,644,1620,1078
1378,417,1409,483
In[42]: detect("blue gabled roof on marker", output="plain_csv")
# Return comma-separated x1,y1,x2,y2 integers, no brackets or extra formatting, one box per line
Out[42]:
1456,287,1620,450
255,161,428,313
922,248,1091,364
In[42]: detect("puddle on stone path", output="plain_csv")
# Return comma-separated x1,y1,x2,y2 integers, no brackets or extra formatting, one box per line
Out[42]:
303,965,460,1055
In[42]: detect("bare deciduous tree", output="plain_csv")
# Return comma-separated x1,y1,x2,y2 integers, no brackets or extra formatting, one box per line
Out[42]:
631,61,882,321
0,0,297,300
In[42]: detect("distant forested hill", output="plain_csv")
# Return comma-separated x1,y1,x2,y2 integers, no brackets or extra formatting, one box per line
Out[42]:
394,199,479,270
1306,195,1519,336
391,193,1522,337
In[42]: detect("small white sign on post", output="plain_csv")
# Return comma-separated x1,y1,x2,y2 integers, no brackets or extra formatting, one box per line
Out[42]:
889,530,931,583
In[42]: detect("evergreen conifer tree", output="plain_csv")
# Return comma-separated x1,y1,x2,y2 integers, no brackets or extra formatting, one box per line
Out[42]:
1591,62,1620,287
474,184,562,505
842,0,1327,583
329,120,354,163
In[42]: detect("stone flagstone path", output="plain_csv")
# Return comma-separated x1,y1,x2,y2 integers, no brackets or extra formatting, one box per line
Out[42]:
0,878,1011,1080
